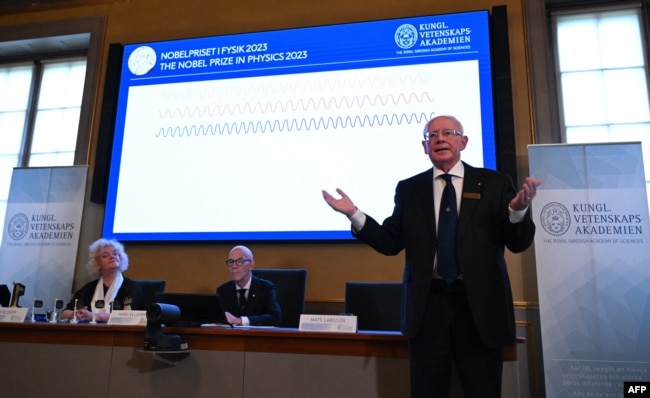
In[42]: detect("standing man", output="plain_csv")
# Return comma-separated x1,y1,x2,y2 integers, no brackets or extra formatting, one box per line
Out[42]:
216,245,282,326
322,115,541,397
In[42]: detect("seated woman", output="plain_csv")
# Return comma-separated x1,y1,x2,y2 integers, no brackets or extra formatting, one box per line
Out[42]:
61,238,144,323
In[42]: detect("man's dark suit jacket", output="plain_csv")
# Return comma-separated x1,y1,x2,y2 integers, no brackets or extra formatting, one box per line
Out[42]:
216,275,283,326
355,162,535,347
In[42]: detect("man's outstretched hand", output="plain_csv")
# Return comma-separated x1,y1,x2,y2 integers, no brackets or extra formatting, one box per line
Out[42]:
322,188,357,217
510,177,542,211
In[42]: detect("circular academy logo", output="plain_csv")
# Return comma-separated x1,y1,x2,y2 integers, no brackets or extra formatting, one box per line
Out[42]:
395,24,418,49
540,202,571,236
7,213,29,240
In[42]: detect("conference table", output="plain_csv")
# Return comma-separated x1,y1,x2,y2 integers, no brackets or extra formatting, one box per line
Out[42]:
0,322,522,398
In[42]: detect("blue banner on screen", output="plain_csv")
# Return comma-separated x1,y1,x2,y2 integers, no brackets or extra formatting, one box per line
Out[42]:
103,10,497,241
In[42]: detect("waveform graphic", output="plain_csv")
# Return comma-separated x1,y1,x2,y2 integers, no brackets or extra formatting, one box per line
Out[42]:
155,112,436,138
158,70,439,103
158,92,436,119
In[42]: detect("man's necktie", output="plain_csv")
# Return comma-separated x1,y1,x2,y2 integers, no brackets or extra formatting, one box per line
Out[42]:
437,174,458,284
238,288,247,313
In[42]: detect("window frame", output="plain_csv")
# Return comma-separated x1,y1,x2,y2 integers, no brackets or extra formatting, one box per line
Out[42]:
550,3,650,145
526,0,650,146
1,55,89,168
0,17,105,167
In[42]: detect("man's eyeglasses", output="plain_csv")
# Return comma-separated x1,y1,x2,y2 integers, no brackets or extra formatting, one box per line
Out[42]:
225,258,252,267
424,129,463,141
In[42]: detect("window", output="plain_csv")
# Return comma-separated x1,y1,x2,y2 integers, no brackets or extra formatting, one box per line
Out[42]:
0,57,87,242
552,6,650,191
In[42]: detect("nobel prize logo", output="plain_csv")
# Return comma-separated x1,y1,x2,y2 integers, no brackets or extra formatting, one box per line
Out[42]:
128,46,157,76
395,24,418,49
540,202,571,236
7,213,29,240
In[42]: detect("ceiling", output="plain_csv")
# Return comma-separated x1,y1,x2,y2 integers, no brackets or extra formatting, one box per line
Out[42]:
0,0,622,60
0,33,89,60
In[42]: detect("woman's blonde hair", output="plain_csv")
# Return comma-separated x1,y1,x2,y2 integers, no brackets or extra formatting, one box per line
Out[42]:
85,238,129,278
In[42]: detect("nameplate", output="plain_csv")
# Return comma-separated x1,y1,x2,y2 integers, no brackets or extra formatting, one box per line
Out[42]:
0,307,29,323
463,192,481,200
108,310,147,325
298,314,357,333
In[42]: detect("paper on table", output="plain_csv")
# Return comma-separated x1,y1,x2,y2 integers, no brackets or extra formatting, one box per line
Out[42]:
200,323,234,328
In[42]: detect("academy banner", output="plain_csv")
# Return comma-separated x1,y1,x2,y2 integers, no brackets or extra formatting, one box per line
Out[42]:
0,166,87,312
529,143,650,397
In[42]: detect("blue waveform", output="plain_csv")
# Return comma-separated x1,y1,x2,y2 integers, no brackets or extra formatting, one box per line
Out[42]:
155,112,436,138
